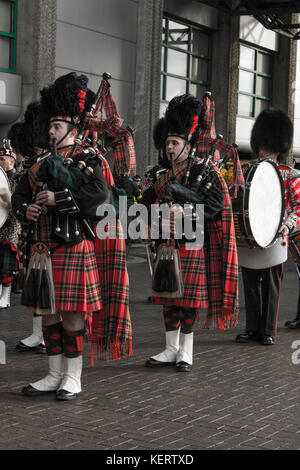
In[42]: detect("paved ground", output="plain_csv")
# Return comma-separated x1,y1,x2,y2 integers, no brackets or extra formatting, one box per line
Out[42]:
0,243,299,451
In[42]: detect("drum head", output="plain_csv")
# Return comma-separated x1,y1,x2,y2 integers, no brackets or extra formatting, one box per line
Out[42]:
244,160,284,248
0,167,10,229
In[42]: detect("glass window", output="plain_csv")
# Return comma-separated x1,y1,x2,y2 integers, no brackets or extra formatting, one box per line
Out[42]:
257,52,271,74
255,99,269,116
0,36,11,68
161,16,211,107
0,0,17,73
167,48,188,77
238,94,253,117
238,43,272,118
166,76,187,102
167,20,189,51
256,76,271,97
240,45,255,69
239,70,254,94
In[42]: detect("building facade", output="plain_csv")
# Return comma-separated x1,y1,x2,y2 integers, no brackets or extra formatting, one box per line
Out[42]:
0,0,299,173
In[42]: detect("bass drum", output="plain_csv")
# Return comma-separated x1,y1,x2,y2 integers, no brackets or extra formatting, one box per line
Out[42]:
224,159,285,248
0,166,10,228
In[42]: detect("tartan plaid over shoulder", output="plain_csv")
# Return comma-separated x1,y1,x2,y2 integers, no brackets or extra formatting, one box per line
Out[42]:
88,85,136,177
203,164,239,329
91,156,132,362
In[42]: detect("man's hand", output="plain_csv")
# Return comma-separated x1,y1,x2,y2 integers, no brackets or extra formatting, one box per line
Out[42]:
278,224,289,238
26,204,42,221
35,190,56,207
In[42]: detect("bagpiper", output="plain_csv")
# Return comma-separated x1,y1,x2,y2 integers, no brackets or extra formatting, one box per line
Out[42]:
12,72,109,400
142,94,240,372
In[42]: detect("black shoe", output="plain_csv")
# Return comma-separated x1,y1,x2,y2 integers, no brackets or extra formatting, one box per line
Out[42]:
16,341,46,353
285,319,300,329
235,331,260,343
261,335,275,345
145,357,175,368
35,344,47,354
56,389,78,401
21,384,55,397
175,361,192,372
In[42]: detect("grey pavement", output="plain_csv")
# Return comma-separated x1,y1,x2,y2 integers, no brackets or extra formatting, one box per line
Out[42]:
0,242,300,451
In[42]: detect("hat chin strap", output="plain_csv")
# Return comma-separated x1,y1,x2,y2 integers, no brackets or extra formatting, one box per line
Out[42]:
172,141,187,166
53,128,74,150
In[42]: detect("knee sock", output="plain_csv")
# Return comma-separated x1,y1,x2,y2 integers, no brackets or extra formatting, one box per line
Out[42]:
62,328,86,358
42,322,63,356
163,306,181,331
180,308,197,334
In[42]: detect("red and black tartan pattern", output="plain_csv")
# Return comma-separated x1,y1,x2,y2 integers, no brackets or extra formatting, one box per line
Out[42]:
62,328,85,358
92,210,133,362
163,306,197,334
1,273,13,287
0,242,20,275
198,94,221,162
204,168,239,329
279,164,300,230
36,215,102,314
43,322,63,356
152,159,239,330
88,85,136,177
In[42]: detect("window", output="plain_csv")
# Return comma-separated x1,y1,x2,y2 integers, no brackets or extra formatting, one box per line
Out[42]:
161,16,212,115
238,43,272,118
0,0,17,73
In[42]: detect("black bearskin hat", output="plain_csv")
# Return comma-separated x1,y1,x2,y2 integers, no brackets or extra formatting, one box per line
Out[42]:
7,123,27,155
251,108,293,162
153,117,167,151
164,94,203,146
8,102,49,156
40,72,94,128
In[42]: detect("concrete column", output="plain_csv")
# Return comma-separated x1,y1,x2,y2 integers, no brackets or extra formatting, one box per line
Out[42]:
272,14,297,166
226,15,240,146
16,0,56,115
133,0,163,176
210,10,231,139
32,0,57,99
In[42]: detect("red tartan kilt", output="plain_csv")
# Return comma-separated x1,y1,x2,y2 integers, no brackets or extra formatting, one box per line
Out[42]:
52,240,102,313
153,244,209,308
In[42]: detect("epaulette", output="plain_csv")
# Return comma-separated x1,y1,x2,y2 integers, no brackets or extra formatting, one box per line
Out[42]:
280,163,293,171
287,167,300,179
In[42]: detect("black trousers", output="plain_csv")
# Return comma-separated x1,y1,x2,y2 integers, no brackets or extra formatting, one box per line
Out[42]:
241,264,284,337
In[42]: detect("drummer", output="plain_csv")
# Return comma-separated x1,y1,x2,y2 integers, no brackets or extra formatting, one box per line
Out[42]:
0,139,22,309
236,108,300,346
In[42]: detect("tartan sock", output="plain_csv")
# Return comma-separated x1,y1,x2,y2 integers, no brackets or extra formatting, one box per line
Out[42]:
43,322,63,356
62,328,86,358
180,308,197,334
163,306,181,332
1,272,13,287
